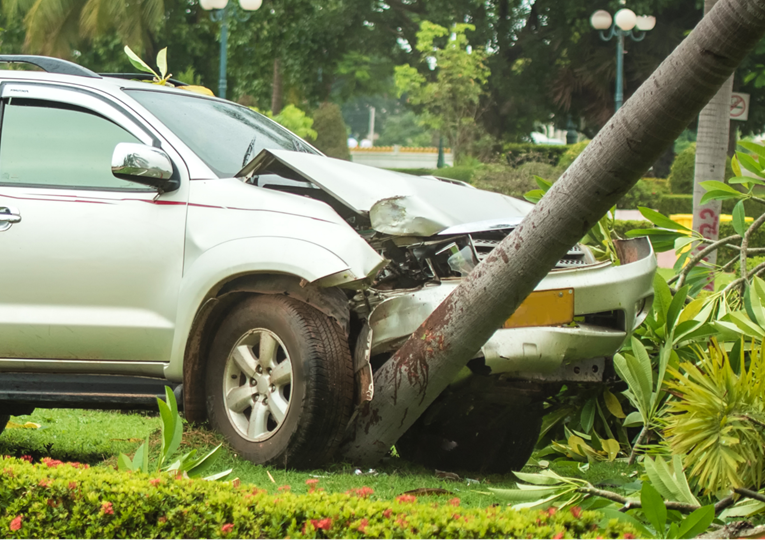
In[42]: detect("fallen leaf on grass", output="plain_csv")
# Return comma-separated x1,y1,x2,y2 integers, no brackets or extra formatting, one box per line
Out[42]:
267,471,276,483
401,488,454,496
5,421,41,430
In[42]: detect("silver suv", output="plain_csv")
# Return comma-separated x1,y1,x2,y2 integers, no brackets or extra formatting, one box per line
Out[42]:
0,56,655,472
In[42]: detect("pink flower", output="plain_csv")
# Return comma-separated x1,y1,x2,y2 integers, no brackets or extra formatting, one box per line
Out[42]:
101,501,114,515
552,532,565,539
305,478,319,486
9,516,22,531
19,455,32,463
347,486,374,498
277,485,291,492
311,518,332,531
383,509,392,518
221,523,234,534
623,535,635,539
395,494,417,504
357,518,369,533
448,497,460,507
41,457,63,468
570,506,582,519
149,478,161,486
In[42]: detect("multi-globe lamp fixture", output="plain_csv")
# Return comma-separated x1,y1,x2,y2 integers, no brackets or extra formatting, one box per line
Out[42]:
200,0,263,99
590,7,656,112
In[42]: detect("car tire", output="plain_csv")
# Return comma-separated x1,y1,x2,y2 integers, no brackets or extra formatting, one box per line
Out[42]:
396,403,543,474
206,295,353,469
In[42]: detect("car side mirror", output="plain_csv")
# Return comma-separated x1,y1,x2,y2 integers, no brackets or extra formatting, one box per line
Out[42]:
111,143,179,193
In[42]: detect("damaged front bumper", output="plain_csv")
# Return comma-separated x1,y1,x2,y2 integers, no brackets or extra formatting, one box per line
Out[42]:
366,237,656,381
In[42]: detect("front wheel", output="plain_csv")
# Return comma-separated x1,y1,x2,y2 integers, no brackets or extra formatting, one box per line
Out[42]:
205,295,354,469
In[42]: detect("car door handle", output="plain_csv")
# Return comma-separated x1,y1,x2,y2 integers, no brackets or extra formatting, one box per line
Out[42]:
0,206,21,231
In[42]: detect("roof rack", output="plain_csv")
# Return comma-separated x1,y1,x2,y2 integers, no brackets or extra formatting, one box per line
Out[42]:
100,73,189,87
0,55,100,78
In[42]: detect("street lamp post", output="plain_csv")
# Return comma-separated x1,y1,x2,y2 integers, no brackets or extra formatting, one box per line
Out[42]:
591,9,655,112
200,0,263,99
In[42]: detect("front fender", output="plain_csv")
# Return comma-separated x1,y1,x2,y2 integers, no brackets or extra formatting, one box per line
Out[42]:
164,236,354,380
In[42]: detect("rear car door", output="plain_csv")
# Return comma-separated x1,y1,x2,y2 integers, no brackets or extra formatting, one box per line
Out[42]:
0,83,187,366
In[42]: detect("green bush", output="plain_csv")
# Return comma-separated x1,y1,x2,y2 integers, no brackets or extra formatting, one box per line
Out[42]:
617,178,670,209
658,194,693,215
312,102,351,160
656,194,765,218
0,457,636,539
735,255,765,278
503,143,568,167
472,162,562,198
557,140,590,169
718,221,765,264
667,143,734,194
613,220,651,239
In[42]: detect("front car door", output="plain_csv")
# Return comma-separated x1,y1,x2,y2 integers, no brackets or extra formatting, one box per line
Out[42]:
0,83,187,369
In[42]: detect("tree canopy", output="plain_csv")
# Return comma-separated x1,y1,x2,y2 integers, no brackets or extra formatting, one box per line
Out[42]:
3,0,765,146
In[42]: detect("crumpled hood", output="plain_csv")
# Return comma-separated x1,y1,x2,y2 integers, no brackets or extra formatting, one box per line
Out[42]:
238,149,534,236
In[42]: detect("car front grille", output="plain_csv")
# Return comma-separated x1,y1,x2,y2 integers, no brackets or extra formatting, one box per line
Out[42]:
471,236,590,269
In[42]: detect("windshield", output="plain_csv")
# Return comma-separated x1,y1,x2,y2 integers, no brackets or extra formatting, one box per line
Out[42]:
125,89,319,178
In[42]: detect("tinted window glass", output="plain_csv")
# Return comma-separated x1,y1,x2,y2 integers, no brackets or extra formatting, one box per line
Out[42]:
0,99,144,190
126,89,317,178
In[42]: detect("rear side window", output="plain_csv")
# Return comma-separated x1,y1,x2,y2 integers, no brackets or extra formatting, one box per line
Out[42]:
0,98,146,190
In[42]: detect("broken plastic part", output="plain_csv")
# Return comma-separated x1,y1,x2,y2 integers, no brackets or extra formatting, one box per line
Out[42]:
447,245,477,276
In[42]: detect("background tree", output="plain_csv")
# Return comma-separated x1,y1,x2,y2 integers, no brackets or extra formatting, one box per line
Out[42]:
394,21,489,161
3,0,165,58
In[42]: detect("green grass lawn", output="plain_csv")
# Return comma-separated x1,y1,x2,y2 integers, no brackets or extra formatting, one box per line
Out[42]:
1,409,518,508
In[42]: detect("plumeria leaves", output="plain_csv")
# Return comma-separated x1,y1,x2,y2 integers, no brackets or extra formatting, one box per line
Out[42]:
124,45,158,78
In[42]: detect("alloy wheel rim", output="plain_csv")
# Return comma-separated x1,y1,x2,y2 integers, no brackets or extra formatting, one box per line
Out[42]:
223,328,293,442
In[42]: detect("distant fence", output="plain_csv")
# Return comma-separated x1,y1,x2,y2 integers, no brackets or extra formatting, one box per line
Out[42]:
350,146,454,169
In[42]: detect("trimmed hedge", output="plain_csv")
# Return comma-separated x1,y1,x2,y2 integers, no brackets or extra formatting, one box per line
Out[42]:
617,178,669,210
656,195,765,218
504,143,568,167
0,457,636,539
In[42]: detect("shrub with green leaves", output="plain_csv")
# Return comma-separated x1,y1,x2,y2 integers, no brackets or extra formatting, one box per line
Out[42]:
667,143,734,194
618,178,670,210
0,457,637,539
557,140,590,169
312,102,351,160
472,162,562,198
503,143,568,167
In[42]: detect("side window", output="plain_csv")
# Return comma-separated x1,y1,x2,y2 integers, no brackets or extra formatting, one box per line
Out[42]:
0,98,149,190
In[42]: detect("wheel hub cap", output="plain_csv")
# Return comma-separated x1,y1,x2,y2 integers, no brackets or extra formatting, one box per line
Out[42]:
223,328,293,442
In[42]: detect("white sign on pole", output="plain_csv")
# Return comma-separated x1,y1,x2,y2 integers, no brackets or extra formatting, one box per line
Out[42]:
730,92,750,121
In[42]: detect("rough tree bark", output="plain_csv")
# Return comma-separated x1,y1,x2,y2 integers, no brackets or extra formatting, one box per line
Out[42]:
692,0,734,281
340,0,765,465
